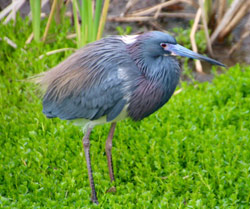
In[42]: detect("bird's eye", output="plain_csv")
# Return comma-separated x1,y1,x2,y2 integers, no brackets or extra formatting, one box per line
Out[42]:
160,43,167,48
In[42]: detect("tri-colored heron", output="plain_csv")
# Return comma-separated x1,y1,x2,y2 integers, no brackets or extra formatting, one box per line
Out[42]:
36,31,225,204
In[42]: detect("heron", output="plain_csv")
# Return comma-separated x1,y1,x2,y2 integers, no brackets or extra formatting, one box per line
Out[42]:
36,31,225,204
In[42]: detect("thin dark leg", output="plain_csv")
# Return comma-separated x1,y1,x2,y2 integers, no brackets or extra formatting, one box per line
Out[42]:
82,127,98,204
105,122,116,182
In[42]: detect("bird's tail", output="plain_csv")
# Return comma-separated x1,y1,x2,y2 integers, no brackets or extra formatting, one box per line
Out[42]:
27,71,52,96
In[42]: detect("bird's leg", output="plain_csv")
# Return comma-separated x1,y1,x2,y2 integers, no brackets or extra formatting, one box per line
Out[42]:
82,127,98,204
105,122,116,182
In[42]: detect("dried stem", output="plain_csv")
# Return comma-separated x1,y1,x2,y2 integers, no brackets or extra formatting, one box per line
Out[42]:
149,21,168,32
3,0,26,24
39,48,76,59
217,0,226,25
174,88,183,95
211,0,245,43
1,36,17,48
0,0,18,20
229,16,250,55
154,0,164,19
66,33,77,39
121,0,139,17
158,12,195,18
229,30,250,55
199,0,214,57
190,8,203,73
96,0,110,40
130,0,198,17
108,16,153,22
218,2,250,40
42,0,58,42
25,33,34,45
108,12,195,22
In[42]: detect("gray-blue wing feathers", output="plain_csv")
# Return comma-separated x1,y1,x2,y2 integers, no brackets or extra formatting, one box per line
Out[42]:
43,69,126,121
41,36,137,122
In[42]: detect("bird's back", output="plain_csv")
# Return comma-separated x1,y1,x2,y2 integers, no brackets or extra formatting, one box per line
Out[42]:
39,36,137,122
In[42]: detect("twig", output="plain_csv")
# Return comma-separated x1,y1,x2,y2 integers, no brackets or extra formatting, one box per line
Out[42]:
39,48,76,59
66,33,77,39
0,1,19,20
186,0,199,8
157,12,195,19
3,0,26,24
0,36,17,48
65,11,73,17
218,2,250,40
12,0,18,24
217,0,226,25
108,12,195,22
25,33,34,45
55,0,64,25
149,21,168,32
190,8,203,73
108,16,156,22
229,30,250,55
211,0,245,43
229,16,250,55
129,0,198,17
42,0,58,42
41,13,47,18
121,0,139,17
154,0,164,19
199,0,214,57
174,88,182,95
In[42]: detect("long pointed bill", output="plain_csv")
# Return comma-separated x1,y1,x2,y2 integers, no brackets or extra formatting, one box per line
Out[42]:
168,44,226,67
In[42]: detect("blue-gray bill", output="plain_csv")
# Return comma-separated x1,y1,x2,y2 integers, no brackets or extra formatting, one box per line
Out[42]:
168,44,226,67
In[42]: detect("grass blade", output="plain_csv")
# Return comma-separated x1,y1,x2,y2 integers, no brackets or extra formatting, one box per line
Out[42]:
97,0,110,40
72,0,81,48
87,0,93,43
93,0,103,40
42,0,58,42
30,0,41,42
80,0,88,46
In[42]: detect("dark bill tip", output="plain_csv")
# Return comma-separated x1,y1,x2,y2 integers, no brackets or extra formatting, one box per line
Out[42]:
168,44,226,67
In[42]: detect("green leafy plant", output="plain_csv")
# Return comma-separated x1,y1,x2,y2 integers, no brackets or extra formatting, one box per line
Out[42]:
72,0,110,48
116,26,132,35
28,0,109,47
1,18,250,208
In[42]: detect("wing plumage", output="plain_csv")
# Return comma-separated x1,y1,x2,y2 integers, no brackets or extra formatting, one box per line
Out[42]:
39,37,137,121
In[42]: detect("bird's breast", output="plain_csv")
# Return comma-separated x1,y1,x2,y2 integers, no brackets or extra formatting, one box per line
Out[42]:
127,56,180,121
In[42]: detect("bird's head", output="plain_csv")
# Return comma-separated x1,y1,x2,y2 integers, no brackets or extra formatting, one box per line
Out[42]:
138,31,225,67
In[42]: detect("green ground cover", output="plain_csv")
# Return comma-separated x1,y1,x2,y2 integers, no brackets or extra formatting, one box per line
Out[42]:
0,17,250,208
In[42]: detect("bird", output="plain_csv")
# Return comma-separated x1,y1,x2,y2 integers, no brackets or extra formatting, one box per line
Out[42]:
36,31,225,204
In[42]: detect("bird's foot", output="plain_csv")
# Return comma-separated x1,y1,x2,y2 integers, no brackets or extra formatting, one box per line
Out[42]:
106,186,116,193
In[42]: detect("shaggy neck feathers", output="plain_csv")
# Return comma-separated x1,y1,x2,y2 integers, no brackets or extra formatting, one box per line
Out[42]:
127,38,181,85
126,38,181,121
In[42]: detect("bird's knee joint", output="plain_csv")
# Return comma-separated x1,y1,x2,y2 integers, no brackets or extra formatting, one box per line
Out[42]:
105,142,112,151
83,140,90,148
